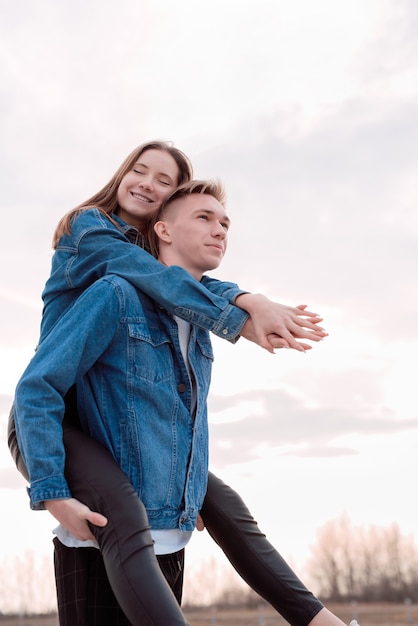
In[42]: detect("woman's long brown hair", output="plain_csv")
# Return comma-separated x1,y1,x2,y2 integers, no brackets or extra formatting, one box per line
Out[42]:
52,141,193,248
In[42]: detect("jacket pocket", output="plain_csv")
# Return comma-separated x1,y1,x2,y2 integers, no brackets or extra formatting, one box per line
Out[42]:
128,322,173,383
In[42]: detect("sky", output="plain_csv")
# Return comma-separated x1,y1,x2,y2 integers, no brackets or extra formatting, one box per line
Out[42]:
1,0,418,613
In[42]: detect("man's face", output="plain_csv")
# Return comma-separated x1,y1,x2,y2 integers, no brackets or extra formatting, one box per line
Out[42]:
160,193,230,280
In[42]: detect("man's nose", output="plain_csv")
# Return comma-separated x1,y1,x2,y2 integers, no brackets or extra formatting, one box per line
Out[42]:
214,222,227,238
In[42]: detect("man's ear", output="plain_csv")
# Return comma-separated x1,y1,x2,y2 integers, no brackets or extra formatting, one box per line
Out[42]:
153,220,172,244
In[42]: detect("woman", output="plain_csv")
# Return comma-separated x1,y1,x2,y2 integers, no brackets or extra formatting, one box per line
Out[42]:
10,140,355,626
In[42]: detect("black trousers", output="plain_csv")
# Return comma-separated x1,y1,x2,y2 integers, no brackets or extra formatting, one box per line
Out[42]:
53,538,184,626
201,473,323,625
57,426,189,626
8,408,323,626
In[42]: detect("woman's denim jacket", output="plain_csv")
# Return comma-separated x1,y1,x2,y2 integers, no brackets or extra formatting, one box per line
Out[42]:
15,275,214,532
40,209,248,342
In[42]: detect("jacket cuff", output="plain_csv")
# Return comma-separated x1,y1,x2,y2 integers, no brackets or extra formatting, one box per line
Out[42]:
28,477,71,511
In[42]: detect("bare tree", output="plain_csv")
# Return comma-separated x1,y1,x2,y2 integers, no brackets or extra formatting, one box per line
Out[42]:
0,550,56,614
183,554,253,608
308,515,418,602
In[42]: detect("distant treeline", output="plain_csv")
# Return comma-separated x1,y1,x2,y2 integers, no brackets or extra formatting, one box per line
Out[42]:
307,515,418,602
184,515,418,607
2,516,417,615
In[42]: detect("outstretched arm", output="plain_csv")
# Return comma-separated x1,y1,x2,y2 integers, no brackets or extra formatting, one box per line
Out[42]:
43,209,248,344
47,211,326,352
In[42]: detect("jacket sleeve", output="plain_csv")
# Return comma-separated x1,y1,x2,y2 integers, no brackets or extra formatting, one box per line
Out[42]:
201,275,248,303
46,210,248,342
14,280,120,510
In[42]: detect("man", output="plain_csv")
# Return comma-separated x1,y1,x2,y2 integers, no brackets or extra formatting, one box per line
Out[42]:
14,179,232,624
15,181,356,626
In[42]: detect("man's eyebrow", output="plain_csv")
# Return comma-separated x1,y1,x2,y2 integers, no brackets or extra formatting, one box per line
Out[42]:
196,208,231,224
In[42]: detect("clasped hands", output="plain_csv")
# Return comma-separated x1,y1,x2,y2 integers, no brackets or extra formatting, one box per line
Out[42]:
236,294,328,353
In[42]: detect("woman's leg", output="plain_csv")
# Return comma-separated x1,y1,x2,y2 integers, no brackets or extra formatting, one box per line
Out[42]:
8,405,189,626
9,404,339,625
201,472,324,626
62,425,190,626
8,405,29,480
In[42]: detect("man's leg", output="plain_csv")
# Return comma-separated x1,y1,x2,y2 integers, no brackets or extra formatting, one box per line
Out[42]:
53,538,130,626
61,426,189,626
9,402,189,626
157,549,185,605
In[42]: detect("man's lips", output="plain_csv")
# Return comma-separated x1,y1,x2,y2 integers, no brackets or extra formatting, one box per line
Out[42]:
207,243,224,252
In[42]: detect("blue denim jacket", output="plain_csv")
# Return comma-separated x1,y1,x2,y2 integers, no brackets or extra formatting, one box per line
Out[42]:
40,209,248,343
15,276,212,531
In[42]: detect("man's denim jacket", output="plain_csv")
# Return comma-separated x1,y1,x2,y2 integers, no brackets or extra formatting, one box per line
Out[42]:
40,209,248,342
15,275,213,531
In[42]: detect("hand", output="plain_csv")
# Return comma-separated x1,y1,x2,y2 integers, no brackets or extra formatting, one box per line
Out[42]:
236,294,328,353
242,322,314,352
196,514,205,531
267,333,313,352
45,498,108,542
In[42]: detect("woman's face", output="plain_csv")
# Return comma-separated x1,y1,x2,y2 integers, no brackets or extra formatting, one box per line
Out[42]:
117,149,180,230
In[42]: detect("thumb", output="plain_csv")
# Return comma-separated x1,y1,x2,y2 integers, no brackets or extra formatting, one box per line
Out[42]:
85,510,108,528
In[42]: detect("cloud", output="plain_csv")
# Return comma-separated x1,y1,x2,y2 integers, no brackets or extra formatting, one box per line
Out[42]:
208,386,418,467
203,94,418,343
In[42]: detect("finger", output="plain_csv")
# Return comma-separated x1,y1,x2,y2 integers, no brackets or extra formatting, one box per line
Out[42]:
275,330,306,351
267,336,289,349
268,335,313,352
295,305,320,317
292,318,326,332
297,342,313,351
254,331,277,354
288,330,328,342
78,528,97,542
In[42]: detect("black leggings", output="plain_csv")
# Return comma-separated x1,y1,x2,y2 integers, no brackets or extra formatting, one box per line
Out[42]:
8,409,323,626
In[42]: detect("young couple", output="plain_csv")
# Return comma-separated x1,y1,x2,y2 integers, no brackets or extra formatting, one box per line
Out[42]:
10,141,359,626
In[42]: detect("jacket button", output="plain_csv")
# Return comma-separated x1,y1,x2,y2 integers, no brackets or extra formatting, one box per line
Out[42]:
178,383,187,393
222,328,228,335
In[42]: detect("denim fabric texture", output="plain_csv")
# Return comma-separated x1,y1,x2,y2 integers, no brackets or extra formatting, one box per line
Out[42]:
40,209,248,343
14,275,212,532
